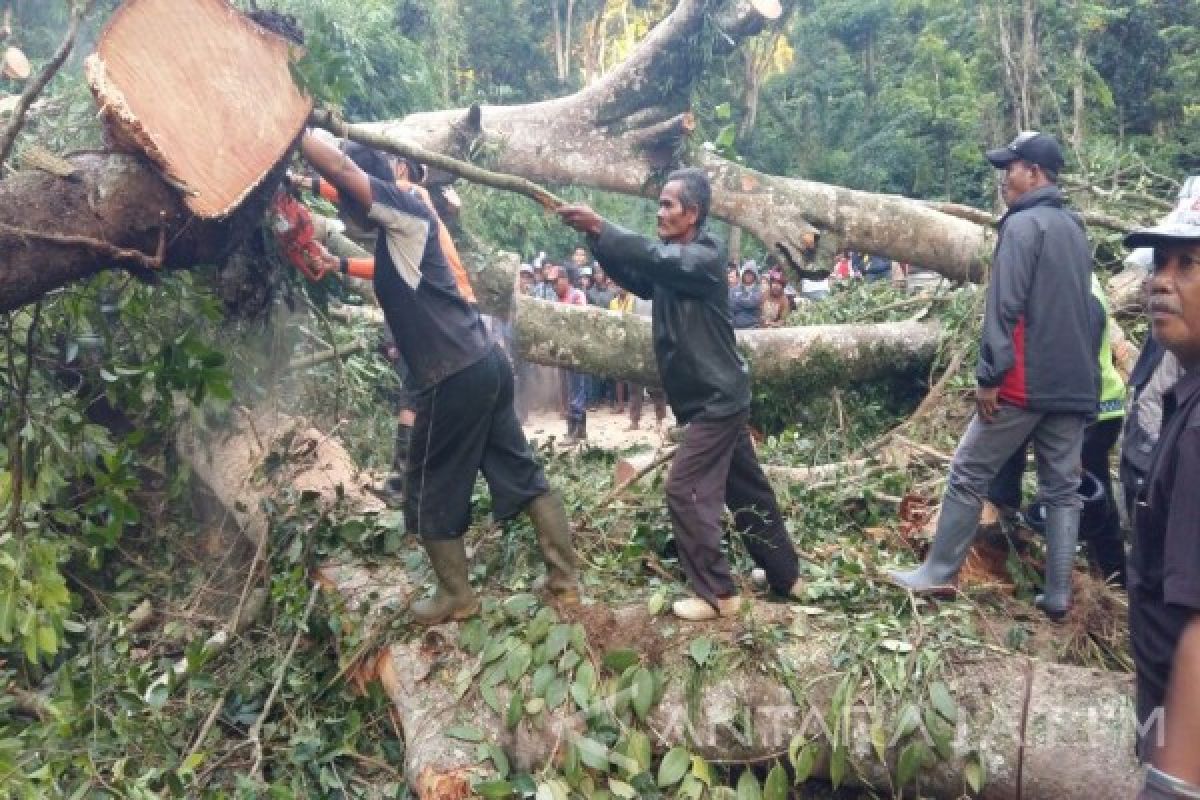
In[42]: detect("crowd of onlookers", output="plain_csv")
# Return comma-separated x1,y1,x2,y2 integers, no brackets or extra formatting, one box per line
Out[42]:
515,246,666,440
510,245,929,438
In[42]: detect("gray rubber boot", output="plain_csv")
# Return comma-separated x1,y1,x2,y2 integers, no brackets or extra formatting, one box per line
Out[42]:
410,538,480,626
1035,505,1080,621
888,493,982,592
527,490,580,604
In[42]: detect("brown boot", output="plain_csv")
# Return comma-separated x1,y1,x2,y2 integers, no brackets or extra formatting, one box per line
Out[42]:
527,490,580,604
410,538,480,626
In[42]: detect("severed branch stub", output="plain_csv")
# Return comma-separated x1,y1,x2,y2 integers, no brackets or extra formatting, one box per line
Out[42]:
309,107,566,210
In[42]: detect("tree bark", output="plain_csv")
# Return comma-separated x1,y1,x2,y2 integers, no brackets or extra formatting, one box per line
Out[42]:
322,565,1141,800
0,152,282,313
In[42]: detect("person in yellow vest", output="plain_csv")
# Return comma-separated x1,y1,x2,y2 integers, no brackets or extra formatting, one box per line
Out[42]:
986,272,1129,586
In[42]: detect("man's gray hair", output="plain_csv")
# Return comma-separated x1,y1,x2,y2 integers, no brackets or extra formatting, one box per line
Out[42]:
666,167,711,228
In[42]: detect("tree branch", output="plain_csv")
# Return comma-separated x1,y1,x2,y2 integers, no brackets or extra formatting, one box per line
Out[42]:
0,0,89,166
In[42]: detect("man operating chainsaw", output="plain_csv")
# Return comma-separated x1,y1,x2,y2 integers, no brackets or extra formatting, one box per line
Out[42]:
296,132,580,625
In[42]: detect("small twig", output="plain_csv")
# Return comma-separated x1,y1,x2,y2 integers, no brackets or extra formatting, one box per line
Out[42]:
0,0,90,166
0,221,162,270
287,339,365,371
310,108,565,210
248,583,320,780
184,688,229,762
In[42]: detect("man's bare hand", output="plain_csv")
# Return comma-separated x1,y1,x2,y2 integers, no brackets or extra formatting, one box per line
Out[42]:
556,204,604,237
976,386,1000,422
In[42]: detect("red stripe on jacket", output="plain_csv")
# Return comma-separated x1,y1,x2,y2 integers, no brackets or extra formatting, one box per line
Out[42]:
998,315,1029,407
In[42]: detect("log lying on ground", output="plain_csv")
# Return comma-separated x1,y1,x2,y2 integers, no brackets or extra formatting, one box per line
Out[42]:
85,0,310,218
323,565,1141,800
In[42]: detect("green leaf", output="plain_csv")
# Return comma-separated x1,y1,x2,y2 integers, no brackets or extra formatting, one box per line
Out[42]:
965,751,987,792
482,684,504,715
487,744,510,779
897,741,926,787
502,593,537,618
608,778,637,798
657,746,690,788
689,637,714,667
894,704,921,740
647,588,668,615
577,736,609,771
483,635,512,664
829,745,847,789
763,765,788,800
445,725,485,742
532,664,556,697
631,667,655,721
506,642,533,682
474,779,515,798
870,722,888,762
602,647,639,673
544,677,567,710
929,680,958,724
793,742,819,783
545,623,571,660
621,730,652,775
691,755,716,786
714,101,732,120
736,769,761,800
506,690,524,730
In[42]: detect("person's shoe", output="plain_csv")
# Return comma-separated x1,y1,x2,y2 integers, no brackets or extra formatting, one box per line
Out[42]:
527,491,580,604
410,538,480,626
673,594,745,621
1035,505,1080,621
887,494,982,594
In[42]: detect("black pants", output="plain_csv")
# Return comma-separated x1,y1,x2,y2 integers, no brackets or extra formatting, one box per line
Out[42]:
665,411,799,606
406,346,549,539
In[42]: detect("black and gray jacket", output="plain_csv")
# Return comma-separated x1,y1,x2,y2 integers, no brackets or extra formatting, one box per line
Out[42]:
976,185,1100,412
589,223,750,424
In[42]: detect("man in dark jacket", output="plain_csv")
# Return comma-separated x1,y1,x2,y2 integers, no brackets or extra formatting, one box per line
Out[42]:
889,132,1099,620
557,168,802,620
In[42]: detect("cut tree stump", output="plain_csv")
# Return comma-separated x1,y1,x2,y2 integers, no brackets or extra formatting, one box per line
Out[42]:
84,0,311,218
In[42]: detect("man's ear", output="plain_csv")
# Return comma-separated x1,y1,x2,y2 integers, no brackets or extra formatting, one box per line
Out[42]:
683,204,701,229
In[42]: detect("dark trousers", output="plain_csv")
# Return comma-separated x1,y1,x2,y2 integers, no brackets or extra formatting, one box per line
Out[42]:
665,411,799,606
406,347,549,538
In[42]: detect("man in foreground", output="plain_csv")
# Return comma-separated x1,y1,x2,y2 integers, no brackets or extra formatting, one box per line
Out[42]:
888,132,1098,621
1122,223,1200,796
297,132,579,624
557,168,802,620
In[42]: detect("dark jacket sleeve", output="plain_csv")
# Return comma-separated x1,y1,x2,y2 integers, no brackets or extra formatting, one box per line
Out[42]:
590,222,724,299
977,215,1041,387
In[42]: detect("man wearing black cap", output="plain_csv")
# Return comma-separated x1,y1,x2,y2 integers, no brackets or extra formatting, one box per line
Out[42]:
1121,222,1200,795
889,132,1100,621
297,131,580,625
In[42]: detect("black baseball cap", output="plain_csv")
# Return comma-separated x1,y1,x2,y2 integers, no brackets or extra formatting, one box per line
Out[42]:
1123,222,1200,250
341,141,395,183
985,131,1065,173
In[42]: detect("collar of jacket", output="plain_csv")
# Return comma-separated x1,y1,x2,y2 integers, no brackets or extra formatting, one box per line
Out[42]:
1000,184,1065,223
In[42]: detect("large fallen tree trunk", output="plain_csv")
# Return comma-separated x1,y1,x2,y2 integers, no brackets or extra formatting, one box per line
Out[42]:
334,253,941,389
323,565,1141,800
